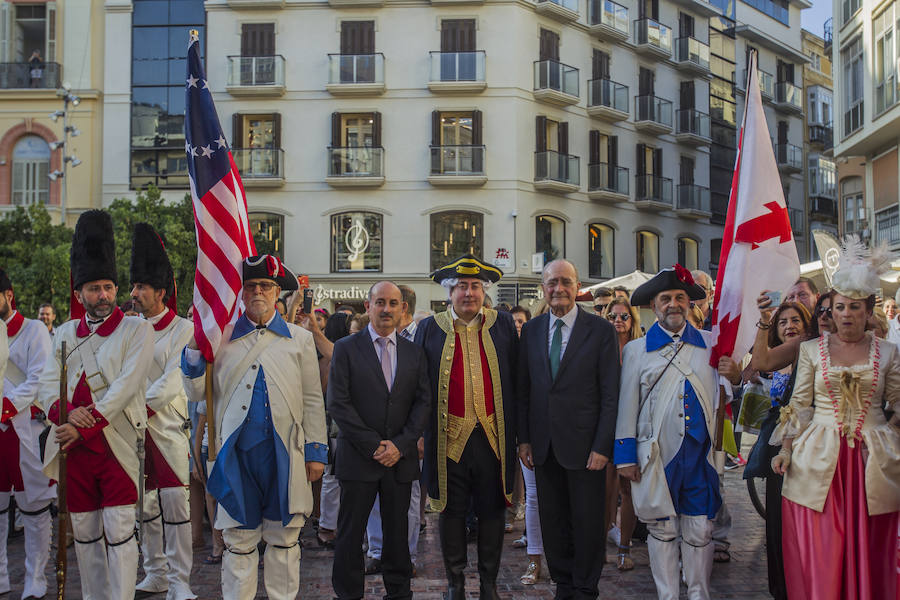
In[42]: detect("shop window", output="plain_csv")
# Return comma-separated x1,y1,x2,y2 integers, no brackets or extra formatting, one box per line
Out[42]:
430,210,482,271
588,223,614,279
636,230,659,273
536,215,565,263
677,237,699,271
330,211,383,272
250,212,284,260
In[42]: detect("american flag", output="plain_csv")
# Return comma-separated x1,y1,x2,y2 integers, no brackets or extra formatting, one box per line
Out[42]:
185,30,256,362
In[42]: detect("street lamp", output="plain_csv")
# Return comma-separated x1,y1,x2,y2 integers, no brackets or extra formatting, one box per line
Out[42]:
48,84,82,224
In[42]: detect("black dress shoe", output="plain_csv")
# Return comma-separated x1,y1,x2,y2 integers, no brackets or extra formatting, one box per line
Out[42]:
365,557,382,575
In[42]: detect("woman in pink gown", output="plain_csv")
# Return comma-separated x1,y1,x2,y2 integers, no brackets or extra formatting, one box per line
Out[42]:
771,238,900,600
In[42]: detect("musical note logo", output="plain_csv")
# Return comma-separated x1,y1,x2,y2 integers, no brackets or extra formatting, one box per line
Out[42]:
345,219,370,262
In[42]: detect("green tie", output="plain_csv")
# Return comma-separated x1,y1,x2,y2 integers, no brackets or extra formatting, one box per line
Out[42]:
550,319,563,379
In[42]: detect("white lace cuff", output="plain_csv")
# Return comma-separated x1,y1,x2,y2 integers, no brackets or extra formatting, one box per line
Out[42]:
769,404,814,446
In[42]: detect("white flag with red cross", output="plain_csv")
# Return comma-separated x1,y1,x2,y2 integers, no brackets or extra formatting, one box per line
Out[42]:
709,50,800,367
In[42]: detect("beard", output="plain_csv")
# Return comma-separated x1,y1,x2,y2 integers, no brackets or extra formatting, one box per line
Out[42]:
83,297,114,320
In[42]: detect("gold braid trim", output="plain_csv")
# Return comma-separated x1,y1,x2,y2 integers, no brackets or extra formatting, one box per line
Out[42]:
431,309,456,513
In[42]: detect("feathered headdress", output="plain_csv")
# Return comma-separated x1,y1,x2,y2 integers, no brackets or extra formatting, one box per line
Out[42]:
831,235,893,300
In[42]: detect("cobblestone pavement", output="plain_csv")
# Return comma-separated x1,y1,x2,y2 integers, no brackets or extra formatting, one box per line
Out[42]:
6,470,771,599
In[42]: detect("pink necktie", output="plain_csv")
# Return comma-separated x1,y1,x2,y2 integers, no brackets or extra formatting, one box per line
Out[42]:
377,337,393,391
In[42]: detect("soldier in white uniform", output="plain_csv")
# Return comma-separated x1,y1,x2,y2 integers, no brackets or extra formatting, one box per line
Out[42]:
0,269,53,600
129,223,197,600
181,254,328,600
39,210,155,600
615,266,740,600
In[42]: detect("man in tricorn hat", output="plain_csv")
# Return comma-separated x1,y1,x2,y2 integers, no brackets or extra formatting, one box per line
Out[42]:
414,254,518,599
614,265,740,600
129,223,197,600
181,254,327,600
39,209,155,600
0,268,53,599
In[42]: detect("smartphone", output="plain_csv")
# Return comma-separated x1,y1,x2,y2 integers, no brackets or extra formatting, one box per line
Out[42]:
302,288,314,314
764,291,782,307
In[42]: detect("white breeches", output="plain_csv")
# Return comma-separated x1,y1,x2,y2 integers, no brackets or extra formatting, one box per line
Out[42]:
646,514,714,600
137,486,197,600
71,505,139,600
222,519,301,600
0,491,52,598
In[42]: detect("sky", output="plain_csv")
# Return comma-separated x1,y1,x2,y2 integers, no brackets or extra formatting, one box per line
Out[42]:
800,0,834,38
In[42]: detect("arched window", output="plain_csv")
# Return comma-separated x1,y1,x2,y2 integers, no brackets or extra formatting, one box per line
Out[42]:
331,211,383,272
677,237,699,271
636,230,659,273
249,212,284,259
430,210,483,271
12,136,50,205
535,215,565,263
588,223,614,279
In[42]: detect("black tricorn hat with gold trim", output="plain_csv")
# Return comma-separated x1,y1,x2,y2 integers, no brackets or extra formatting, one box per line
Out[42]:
431,253,502,284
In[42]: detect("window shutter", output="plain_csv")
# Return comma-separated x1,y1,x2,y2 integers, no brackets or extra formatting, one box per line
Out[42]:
341,21,374,54
639,68,653,96
272,113,281,149
636,144,646,175
241,24,275,56
608,136,618,167
558,122,569,155
331,112,341,147
653,148,663,177
460,20,476,52
679,13,693,38
786,63,794,84
46,3,57,62
651,0,659,20
777,120,788,144
592,50,610,80
432,111,441,146
0,3,9,62
372,112,382,147
589,130,600,164
680,81,694,109
441,20,457,52
539,29,559,61
638,0,646,20
361,21,375,54
536,116,547,152
680,156,694,185
472,110,483,145
232,114,244,148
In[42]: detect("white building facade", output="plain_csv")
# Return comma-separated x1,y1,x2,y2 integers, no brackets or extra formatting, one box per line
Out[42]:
102,0,808,312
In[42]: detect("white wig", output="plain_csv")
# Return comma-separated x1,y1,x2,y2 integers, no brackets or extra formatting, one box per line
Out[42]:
440,277,492,300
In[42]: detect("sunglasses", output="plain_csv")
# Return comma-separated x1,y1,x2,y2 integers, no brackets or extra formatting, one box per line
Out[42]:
607,313,631,322
594,304,608,313
814,306,832,317
243,281,278,292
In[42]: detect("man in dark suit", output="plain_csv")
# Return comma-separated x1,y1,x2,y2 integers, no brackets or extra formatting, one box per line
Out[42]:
328,281,431,600
415,254,518,600
518,259,620,600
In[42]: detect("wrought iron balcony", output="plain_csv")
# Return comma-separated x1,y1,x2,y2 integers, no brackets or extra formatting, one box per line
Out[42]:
326,53,385,95
633,18,672,59
675,36,710,73
675,109,711,146
0,62,61,89
326,146,385,186
587,78,628,121
676,184,711,218
428,145,487,185
428,51,486,92
775,81,803,113
534,150,580,193
533,60,580,105
775,143,802,172
587,0,628,41
588,163,629,201
634,95,673,134
808,124,833,149
634,174,673,209
232,148,285,186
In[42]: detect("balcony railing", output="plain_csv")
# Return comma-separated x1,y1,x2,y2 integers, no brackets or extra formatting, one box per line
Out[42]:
775,143,802,170
809,124,833,148
676,109,710,139
226,55,285,88
588,163,628,195
533,60,579,97
741,68,774,98
327,146,384,177
536,0,578,11
635,95,673,127
327,53,385,85
634,18,672,56
635,174,673,204
587,78,628,112
429,51,486,83
587,0,628,36
232,148,284,179
0,62,62,89
675,37,710,71
430,145,485,175
677,184,711,213
535,150,580,186
775,81,802,111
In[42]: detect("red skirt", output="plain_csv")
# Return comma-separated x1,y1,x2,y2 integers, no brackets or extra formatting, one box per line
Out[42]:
782,439,899,600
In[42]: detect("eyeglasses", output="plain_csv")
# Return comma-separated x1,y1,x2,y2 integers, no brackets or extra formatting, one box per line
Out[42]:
243,281,277,292
594,304,608,313
607,313,631,322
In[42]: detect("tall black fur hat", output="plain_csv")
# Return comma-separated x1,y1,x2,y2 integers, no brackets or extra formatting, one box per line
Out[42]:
71,210,117,289
130,223,174,299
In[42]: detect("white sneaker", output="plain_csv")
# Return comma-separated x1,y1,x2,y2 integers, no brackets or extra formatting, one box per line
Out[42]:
607,525,621,546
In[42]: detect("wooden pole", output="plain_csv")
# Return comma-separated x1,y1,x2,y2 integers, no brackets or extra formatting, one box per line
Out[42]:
55,341,69,600
205,366,217,460
714,384,727,451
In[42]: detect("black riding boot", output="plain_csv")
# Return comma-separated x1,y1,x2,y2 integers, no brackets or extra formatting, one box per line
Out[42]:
440,514,467,600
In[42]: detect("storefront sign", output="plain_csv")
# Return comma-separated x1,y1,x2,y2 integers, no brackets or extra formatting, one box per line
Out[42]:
313,284,369,306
